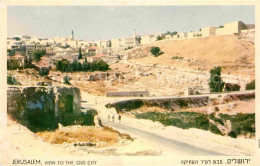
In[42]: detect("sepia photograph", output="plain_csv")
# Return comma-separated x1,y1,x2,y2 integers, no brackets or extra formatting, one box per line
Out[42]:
0,2,259,166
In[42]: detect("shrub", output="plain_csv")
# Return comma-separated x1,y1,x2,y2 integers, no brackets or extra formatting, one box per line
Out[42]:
172,56,183,60
113,100,144,112
7,75,20,85
39,67,50,76
209,123,223,135
228,131,237,138
246,80,255,90
61,113,94,126
225,83,240,91
63,75,71,85
178,99,188,108
230,113,255,135
156,36,163,41
135,112,254,137
26,109,58,132
150,47,163,57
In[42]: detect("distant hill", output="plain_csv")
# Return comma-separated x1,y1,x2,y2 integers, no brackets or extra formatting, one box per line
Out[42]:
126,33,255,77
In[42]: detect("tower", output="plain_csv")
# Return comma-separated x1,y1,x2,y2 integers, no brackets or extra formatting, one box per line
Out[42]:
70,30,74,40
133,29,136,38
133,29,139,45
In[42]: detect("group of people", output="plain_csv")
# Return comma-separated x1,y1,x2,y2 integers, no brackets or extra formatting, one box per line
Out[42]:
108,113,121,123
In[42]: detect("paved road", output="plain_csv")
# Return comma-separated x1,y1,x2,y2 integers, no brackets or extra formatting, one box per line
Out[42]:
103,120,224,156
81,91,254,156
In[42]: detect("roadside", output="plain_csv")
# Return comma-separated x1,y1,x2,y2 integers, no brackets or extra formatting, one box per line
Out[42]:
80,91,255,156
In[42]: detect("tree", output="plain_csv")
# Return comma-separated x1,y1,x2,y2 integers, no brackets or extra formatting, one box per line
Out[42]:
172,31,177,36
150,46,163,57
33,50,46,62
246,80,255,90
156,36,163,41
13,37,20,41
55,59,109,72
78,47,83,59
208,66,225,92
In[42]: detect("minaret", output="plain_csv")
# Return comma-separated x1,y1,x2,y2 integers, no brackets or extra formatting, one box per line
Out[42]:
70,30,74,40
133,29,137,45
133,29,136,38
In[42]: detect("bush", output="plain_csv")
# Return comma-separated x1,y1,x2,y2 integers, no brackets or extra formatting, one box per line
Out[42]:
225,83,240,91
63,75,71,85
61,113,95,126
246,80,255,90
112,100,144,112
7,75,20,85
27,109,58,132
178,99,188,108
228,131,237,138
135,112,254,137
156,36,163,41
172,56,183,60
209,123,223,135
39,67,50,76
150,47,164,57
230,113,255,135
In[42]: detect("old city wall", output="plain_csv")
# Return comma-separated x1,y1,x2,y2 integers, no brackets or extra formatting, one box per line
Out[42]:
216,21,242,35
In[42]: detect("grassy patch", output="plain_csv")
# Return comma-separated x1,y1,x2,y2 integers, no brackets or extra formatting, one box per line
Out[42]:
36,126,133,146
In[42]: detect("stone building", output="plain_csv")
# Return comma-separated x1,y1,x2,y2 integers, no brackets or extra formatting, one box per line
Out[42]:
26,43,46,57
7,86,81,123
7,55,28,69
202,27,216,37
178,32,188,39
140,35,157,45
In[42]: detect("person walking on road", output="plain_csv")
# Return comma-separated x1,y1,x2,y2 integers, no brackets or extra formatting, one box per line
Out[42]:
97,117,103,127
108,114,110,122
112,113,115,122
118,114,121,123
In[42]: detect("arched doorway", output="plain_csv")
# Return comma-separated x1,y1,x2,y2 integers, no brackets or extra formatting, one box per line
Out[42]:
64,95,73,114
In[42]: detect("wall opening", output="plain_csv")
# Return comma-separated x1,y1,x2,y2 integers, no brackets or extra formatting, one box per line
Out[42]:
64,95,73,114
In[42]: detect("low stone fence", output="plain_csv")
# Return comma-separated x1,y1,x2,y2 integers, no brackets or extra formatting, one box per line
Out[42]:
106,90,149,97
107,96,209,112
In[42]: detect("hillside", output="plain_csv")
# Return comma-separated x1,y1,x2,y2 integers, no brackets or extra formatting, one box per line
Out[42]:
126,33,255,77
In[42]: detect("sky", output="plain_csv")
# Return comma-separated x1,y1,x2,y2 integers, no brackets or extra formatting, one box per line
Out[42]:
7,6,255,41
